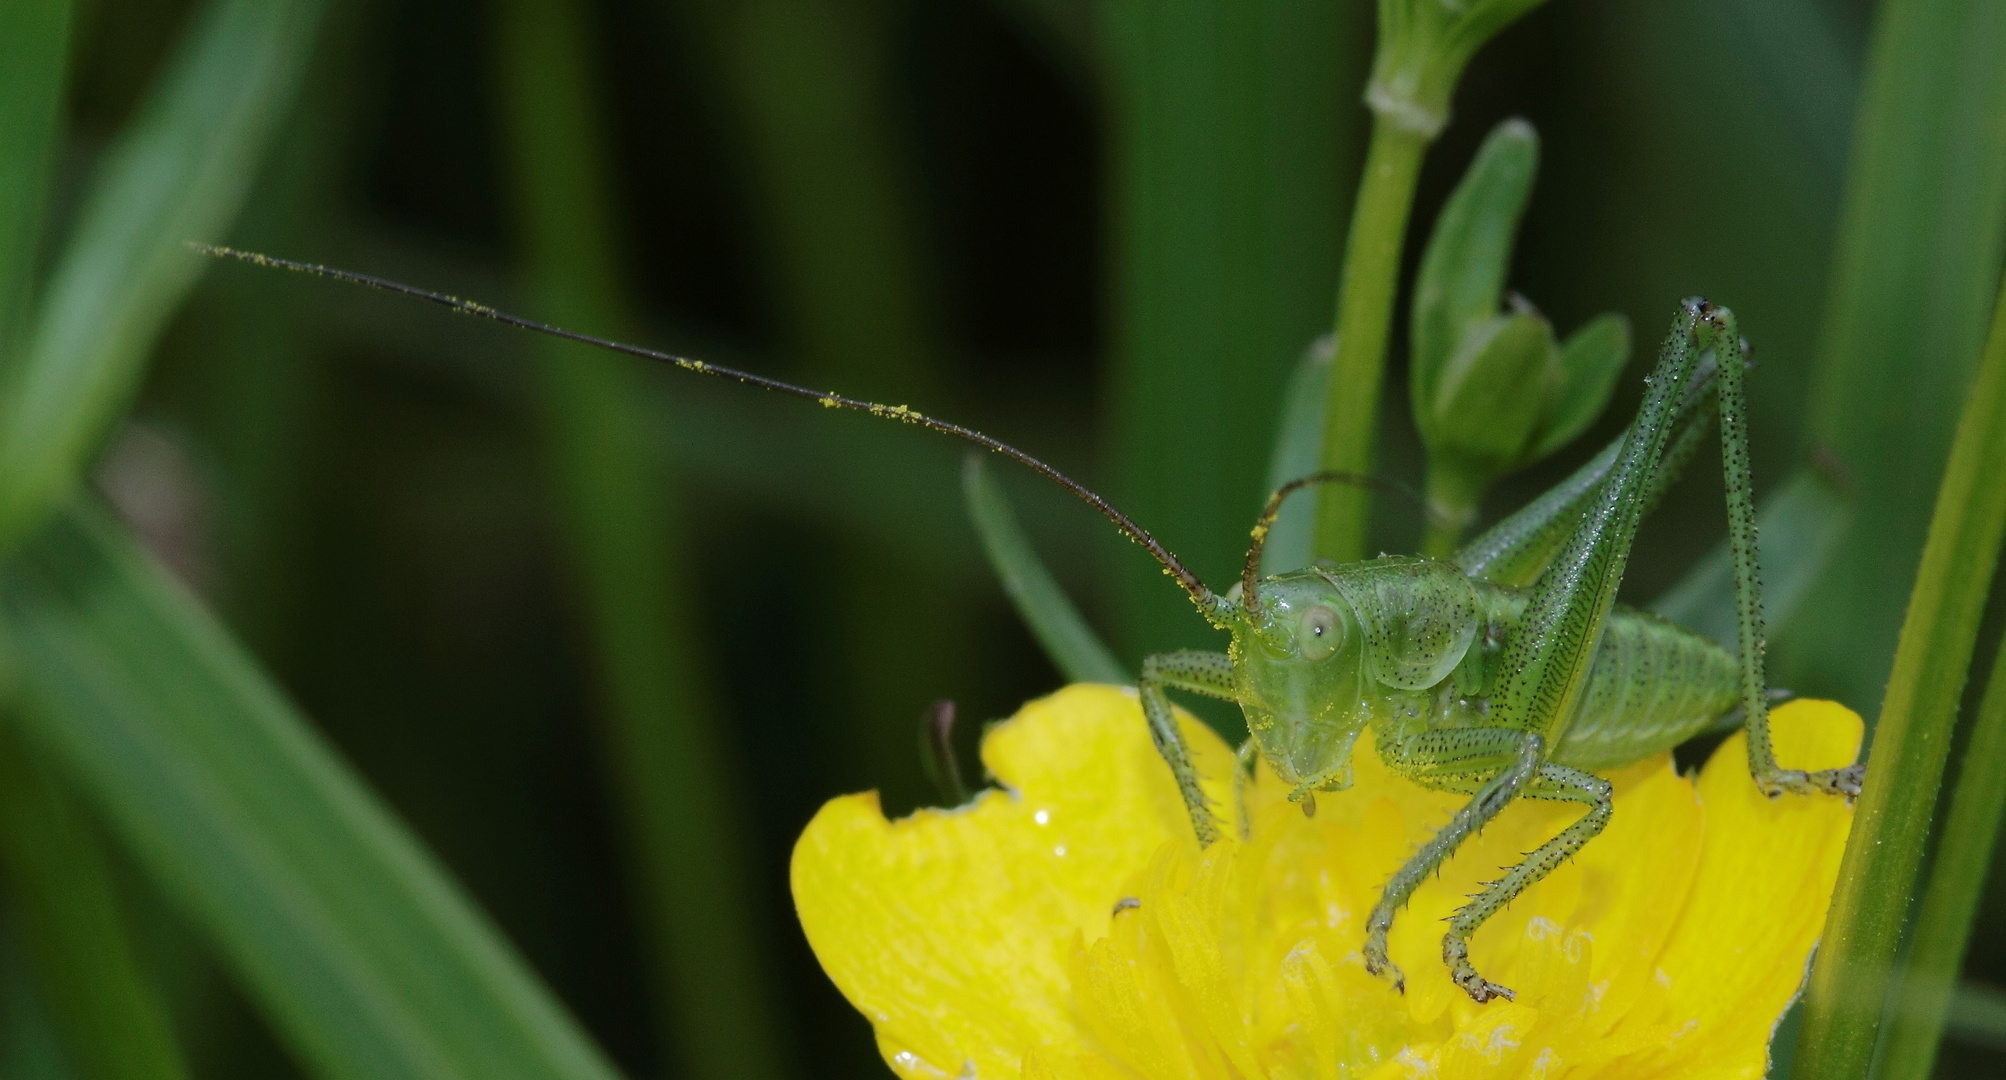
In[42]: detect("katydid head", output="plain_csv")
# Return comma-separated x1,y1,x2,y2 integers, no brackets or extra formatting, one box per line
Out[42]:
1228,476,1484,800
1227,570,1374,795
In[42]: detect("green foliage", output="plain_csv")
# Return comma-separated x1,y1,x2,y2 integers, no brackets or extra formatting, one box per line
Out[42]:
1367,0,1551,137
11,0,2006,1076
1313,0,1552,565
1878,631,2006,1080
1408,119,1630,555
962,456,1126,686
0,0,321,547
492,1,784,1077
1648,467,1852,648
1796,271,2006,1080
1257,336,1334,578
0,0,71,358
0,724,186,1080
1097,0,1357,665
1,503,624,1080
1779,0,2006,714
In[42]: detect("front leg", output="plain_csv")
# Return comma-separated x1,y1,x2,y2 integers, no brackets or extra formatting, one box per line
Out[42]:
1139,650,1237,845
1364,728,1544,994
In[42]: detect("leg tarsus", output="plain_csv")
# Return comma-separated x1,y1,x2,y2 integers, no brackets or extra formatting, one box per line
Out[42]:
1443,936,1513,1003
1755,762,1864,800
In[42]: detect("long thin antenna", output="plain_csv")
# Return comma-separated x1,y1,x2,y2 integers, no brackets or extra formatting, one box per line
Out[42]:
1241,471,1430,612
198,244,1225,614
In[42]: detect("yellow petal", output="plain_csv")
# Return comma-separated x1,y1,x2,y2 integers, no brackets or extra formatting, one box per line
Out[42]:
1641,699,1861,1077
794,686,1861,1080
791,684,1237,1080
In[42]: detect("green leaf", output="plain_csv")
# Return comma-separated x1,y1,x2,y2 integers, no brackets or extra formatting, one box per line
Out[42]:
1647,466,1851,648
0,501,624,1080
1259,335,1334,577
1410,117,1539,435
1528,313,1630,461
0,0,72,358
0,723,187,1080
963,455,1127,685
1779,0,2006,716
1944,981,2006,1052
0,0,322,546
1427,310,1557,474
1795,265,2006,1080
493,0,785,1075
1874,632,2006,1079
1099,0,1358,662
0,918,77,1080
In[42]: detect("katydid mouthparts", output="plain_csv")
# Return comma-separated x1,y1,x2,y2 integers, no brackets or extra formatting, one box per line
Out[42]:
199,245,1862,1004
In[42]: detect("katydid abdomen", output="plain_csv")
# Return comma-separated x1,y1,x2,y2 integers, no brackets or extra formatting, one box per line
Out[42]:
1556,598,1740,769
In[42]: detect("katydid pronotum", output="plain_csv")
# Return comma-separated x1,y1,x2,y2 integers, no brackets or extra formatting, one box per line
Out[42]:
202,247,1861,1004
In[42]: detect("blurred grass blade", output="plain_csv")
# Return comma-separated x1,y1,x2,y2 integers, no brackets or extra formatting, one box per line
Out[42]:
1873,627,2006,1078
0,723,187,1080
1100,0,1357,664
1781,0,2006,713
0,501,624,1080
666,0,975,812
493,1,786,1077
1795,269,2006,1080
0,914,76,1080
963,454,1126,684
0,0,321,545
1259,335,1334,577
1648,466,1851,647
0,0,72,356
1944,981,2006,1052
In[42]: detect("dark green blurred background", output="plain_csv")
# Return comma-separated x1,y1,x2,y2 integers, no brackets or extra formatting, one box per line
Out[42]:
31,0,2006,1077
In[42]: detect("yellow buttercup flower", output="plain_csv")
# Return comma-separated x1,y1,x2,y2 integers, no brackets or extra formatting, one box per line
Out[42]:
793,684,1859,1080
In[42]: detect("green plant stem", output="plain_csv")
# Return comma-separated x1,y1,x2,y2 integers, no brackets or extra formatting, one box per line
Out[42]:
1794,268,2006,1080
493,2,784,1078
1314,119,1429,564
1419,463,1482,558
0,720,188,1080
1873,628,2006,1078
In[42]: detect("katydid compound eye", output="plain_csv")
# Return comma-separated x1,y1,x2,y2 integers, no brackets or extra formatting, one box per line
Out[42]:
1299,605,1341,661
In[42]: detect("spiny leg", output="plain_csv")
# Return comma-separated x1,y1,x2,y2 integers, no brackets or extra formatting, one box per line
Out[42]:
1364,728,1545,992
1140,650,1237,845
1442,763,1612,1003
1704,309,1864,799
1405,306,1708,1000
